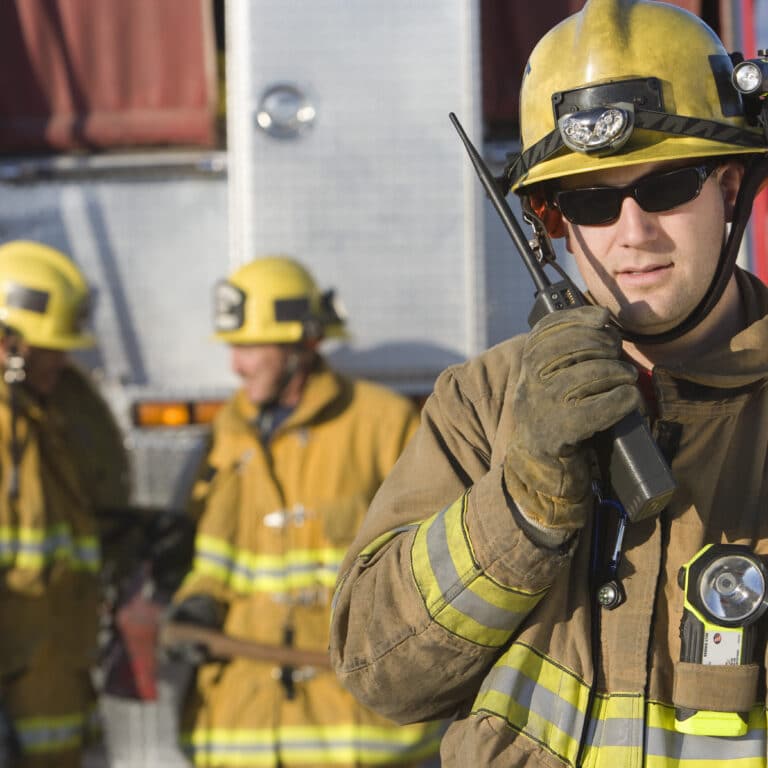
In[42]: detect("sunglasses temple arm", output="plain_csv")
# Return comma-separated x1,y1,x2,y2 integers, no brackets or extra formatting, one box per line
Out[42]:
448,112,677,526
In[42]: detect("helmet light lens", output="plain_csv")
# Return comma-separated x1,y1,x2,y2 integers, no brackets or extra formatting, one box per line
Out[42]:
732,61,767,95
558,106,634,155
699,554,766,623
213,281,246,332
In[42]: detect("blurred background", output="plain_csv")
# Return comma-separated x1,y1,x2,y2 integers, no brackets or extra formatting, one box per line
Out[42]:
0,1,766,765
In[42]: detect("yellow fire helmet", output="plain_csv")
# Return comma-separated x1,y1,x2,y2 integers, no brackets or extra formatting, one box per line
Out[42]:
0,240,94,350
507,0,767,194
212,256,348,345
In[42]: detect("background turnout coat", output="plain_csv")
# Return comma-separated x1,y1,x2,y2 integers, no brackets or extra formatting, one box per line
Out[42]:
175,361,443,768
0,364,129,767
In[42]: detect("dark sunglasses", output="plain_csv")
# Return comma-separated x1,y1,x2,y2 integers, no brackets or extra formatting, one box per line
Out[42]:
550,163,718,226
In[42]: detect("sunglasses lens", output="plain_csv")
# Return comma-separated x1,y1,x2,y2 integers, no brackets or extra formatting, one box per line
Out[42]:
555,188,621,226
554,165,709,226
634,167,702,212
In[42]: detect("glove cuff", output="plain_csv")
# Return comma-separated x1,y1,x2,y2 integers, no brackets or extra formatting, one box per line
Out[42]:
503,442,592,537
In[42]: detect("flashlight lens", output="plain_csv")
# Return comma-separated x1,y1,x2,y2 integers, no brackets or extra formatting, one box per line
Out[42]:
733,62,763,94
699,555,766,622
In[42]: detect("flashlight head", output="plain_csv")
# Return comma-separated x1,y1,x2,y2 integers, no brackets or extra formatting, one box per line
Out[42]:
685,545,768,627
699,554,767,623
732,59,768,96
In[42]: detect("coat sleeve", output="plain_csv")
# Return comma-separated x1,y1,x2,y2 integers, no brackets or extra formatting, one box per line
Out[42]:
329,357,574,724
173,414,242,608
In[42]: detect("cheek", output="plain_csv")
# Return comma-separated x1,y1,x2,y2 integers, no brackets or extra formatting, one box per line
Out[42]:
566,225,612,286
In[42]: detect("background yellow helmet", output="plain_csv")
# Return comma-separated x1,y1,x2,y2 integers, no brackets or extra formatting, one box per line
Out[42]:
213,256,347,345
0,240,94,350
510,0,767,192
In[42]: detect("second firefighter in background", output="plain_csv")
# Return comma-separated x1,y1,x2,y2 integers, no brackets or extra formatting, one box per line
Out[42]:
168,256,442,767
0,240,130,768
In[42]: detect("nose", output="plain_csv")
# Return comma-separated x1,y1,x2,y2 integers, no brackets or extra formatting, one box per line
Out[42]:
614,196,659,246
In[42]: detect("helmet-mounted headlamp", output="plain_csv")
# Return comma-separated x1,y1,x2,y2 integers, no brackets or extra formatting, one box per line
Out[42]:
213,280,246,334
732,51,768,139
558,105,635,155
506,75,765,193
732,56,768,96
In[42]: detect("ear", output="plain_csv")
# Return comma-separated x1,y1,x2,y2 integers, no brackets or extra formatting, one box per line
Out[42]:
718,161,745,223
526,192,566,239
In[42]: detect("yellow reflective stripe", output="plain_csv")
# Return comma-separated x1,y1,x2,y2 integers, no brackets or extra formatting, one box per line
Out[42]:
194,534,347,594
411,494,545,646
17,713,84,754
185,721,442,767
472,641,768,767
0,524,99,572
474,642,590,764
193,533,233,583
644,701,766,767
357,524,419,560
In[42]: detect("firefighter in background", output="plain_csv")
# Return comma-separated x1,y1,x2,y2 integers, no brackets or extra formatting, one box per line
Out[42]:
330,1,768,766
166,256,443,767
0,240,130,767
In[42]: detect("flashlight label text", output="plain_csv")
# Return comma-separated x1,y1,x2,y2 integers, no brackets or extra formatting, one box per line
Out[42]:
702,629,741,665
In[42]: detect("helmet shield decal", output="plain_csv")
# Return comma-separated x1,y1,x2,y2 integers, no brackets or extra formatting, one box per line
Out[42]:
273,297,311,322
213,280,246,333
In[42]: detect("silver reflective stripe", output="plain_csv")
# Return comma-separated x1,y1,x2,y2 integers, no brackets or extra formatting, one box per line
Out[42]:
479,662,586,741
585,707,643,750
425,505,528,631
646,723,766,761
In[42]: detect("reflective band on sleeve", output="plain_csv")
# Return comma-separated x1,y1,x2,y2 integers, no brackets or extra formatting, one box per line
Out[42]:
17,713,85,755
0,524,99,572
411,493,546,647
472,641,768,767
357,524,418,561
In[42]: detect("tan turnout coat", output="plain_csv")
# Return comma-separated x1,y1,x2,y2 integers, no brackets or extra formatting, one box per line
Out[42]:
331,269,768,767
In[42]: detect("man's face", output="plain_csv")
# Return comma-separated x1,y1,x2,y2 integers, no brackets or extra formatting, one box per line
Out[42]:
24,346,68,397
559,159,742,336
230,343,299,405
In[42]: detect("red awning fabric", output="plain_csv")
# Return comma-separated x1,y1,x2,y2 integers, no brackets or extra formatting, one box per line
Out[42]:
0,0,217,152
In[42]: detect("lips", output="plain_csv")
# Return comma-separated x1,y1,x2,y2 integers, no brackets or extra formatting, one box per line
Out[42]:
618,263,671,275
615,262,673,288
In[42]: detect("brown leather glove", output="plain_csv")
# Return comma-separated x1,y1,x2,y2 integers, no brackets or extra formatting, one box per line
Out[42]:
504,306,642,544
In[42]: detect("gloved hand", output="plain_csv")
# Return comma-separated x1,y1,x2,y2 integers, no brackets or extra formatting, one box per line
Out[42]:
162,594,227,666
504,305,642,543
146,512,196,597
0,700,21,767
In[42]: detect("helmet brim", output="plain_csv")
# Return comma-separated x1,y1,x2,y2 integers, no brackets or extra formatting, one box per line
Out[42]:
514,131,767,192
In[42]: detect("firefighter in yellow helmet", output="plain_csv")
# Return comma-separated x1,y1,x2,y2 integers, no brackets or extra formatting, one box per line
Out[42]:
0,240,129,767
330,1,768,766
167,256,443,767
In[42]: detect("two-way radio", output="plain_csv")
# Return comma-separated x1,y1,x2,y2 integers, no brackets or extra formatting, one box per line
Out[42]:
449,113,676,523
